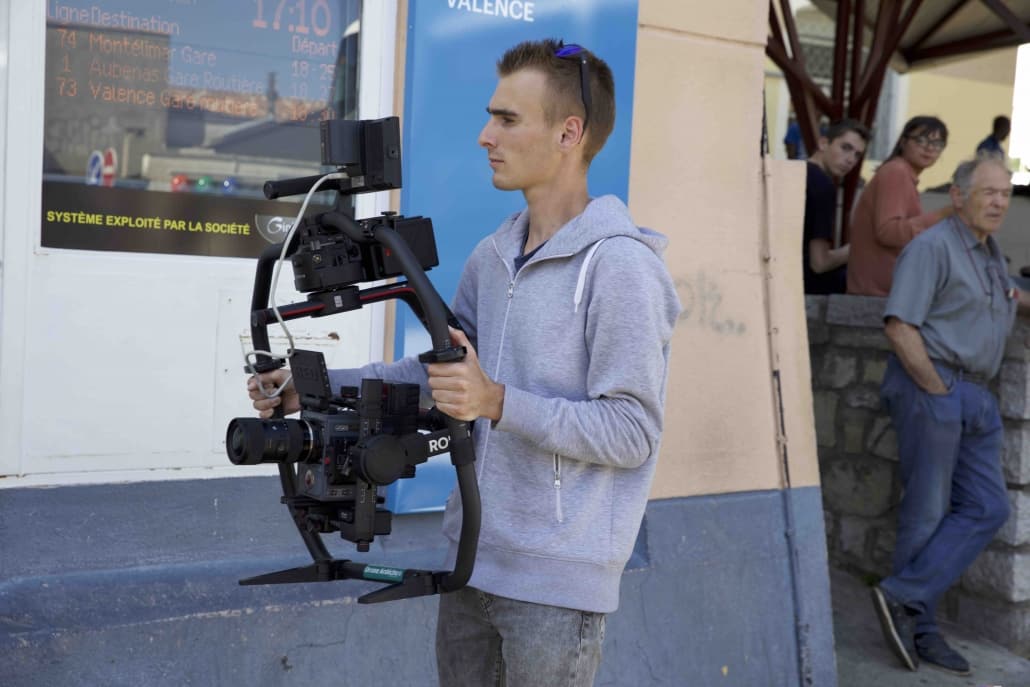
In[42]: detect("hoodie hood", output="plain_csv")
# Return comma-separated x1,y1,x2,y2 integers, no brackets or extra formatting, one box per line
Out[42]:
492,194,669,264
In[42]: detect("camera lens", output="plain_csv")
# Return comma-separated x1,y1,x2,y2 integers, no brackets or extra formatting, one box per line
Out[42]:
229,423,250,461
225,418,318,465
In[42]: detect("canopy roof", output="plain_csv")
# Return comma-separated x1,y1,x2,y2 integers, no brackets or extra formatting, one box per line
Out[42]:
811,0,1030,70
768,0,1030,240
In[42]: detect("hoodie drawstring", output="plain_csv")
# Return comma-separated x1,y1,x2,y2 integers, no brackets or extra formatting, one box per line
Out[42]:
553,454,563,523
573,238,607,313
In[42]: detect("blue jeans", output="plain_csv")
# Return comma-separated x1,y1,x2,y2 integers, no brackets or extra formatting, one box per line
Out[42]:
879,355,1010,635
435,586,605,687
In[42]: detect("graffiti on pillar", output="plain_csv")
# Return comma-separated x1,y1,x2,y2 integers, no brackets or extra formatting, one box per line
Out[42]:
675,272,747,336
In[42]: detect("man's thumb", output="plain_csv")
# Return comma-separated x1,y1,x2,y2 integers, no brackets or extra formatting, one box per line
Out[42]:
448,326,475,360
448,326,468,345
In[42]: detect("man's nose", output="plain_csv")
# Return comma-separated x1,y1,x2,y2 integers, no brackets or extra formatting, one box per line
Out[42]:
478,121,494,148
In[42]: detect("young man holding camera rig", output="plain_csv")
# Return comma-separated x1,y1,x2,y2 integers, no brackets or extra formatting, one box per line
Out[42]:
249,39,680,686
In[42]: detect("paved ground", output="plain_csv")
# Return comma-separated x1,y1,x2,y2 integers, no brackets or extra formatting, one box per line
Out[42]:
831,568,1030,687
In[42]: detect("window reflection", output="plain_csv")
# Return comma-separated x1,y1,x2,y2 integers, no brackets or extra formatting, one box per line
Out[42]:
42,0,362,257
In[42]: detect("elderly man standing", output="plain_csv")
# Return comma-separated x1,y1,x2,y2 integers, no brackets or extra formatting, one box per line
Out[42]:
871,157,1021,676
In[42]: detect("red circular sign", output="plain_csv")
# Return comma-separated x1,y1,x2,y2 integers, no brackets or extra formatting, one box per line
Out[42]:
101,148,118,187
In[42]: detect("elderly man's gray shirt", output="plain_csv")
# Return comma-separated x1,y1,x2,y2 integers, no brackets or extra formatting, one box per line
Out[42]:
884,216,1016,378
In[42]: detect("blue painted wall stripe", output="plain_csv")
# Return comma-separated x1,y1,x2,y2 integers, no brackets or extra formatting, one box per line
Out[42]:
1,479,836,686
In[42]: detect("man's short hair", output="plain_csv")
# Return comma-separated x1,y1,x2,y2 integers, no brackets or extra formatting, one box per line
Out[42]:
993,115,1011,134
952,157,1011,198
824,118,870,144
497,39,615,165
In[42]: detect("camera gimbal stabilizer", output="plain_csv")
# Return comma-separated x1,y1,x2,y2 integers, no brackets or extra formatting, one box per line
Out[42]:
224,117,480,604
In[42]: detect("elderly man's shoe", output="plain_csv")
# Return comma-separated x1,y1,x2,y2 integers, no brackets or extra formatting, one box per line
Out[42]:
870,586,918,671
915,633,971,676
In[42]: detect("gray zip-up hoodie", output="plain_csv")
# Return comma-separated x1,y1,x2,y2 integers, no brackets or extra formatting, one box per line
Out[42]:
330,195,680,613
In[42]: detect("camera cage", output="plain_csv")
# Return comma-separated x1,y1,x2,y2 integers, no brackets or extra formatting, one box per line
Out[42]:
227,117,480,604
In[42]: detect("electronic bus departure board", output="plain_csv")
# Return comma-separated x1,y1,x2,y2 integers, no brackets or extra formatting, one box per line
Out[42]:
42,0,361,258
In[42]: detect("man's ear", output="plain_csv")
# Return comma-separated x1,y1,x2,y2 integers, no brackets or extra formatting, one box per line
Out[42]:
948,184,964,210
817,136,830,152
558,115,586,150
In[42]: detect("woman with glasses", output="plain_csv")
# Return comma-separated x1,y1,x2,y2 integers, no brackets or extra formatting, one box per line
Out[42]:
847,116,955,296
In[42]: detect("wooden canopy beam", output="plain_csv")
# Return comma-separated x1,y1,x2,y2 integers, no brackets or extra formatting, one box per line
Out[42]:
767,0,834,153
907,0,971,52
778,0,805,66
904,27,1024,63
853,0,923,109
830,0,851,112
853,0,899,103
849,0,864,115
766,40,837,116
979,0,1030,44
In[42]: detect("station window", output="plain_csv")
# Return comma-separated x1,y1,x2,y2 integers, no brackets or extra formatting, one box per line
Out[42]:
42,0,361,258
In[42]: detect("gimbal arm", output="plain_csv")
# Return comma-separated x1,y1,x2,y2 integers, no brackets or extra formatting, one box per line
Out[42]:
321,211,480,592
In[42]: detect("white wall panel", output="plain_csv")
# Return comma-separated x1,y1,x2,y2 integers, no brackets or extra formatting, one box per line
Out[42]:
1,1,398,484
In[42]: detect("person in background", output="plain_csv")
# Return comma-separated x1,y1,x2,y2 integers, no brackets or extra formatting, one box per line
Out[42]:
847,116,954,296
976,115,1010,160
803,118,870,294
784,112,807,160
872,156,1021,676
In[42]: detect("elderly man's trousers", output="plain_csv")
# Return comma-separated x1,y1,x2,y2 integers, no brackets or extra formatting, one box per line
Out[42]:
879,355,1011,635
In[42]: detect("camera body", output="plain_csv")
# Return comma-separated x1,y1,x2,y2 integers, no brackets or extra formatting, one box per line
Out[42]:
290,212,439,296
227,351,453,550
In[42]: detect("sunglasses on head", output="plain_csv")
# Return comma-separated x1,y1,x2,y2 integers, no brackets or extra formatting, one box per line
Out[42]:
554,42,591,131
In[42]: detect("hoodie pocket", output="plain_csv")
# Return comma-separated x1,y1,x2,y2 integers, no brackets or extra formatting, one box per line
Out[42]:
553,454,564,523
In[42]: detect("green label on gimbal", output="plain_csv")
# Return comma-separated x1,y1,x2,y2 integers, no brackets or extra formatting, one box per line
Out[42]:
363,565,405,582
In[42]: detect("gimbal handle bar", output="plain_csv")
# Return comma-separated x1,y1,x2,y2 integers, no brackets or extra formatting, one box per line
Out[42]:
263,172,371,200
247,212,480,596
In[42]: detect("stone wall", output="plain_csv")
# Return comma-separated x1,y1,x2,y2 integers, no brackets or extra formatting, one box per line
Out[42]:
807,294,1030,655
